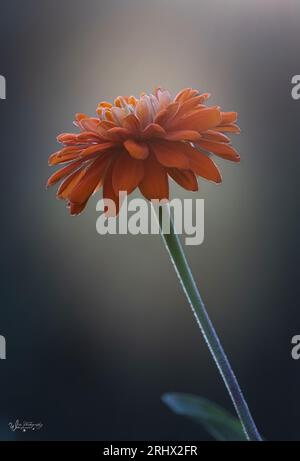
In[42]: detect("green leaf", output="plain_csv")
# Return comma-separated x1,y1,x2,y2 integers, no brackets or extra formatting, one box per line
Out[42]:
162,393,247,441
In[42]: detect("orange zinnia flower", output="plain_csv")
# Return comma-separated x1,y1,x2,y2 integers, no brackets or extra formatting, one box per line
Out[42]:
47,88,240,215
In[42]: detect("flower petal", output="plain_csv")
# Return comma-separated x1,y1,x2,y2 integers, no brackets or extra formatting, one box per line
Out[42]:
135,96,152,128
164,130,202,141
142,123,166,139
215,124,241,134
168,168,198,191
202,130,230,143
68,201,88,216
196,140,240,162
47,160,82,187
220,112,238,124
57,168,87,199
67,154,111,204
103,161,120,217
79,118,99,132
186,148,222,183
174,88,198,103
154,102,179,126
139,155,169,200
121,114,141,134
151,140,190,169
170,107,221,132
80,142,115,159
112,151,145,195
123,139,149,160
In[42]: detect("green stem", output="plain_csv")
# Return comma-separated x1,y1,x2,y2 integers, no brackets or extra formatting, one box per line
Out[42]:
157,204,262,441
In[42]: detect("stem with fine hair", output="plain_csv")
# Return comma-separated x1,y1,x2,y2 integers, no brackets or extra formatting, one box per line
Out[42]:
156,204,262,441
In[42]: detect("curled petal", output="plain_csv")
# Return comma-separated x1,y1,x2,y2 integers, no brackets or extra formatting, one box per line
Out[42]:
168,168,198,191
215,124,241,134
151,140,190,169
57,133,78,144
98,101,113,108
139,155,169,200
196,140,240,162
220,112,238,125
174,88,198,103
142,123,166,139
79,118,99,132
121,114,141,134
135,97,152,128
156,88,172,111
202,130,230,143
154,102,179,126
176,95,207,117
123,139,149,160
112,151,145,195
110,107,127,125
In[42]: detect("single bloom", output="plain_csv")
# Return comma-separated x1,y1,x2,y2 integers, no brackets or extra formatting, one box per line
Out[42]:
47,88,240,215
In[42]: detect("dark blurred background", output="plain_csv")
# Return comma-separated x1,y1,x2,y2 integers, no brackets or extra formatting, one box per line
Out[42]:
0,0,299,441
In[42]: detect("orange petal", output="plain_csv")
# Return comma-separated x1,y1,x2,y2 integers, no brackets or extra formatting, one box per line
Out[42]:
164,130,202,141
106,127,131,141
57,168,87,199
156,88,172,111
139,155,169,200
220,112,238,124
176,95,206,117
202,130,230,143
57,133,78,144
196,140,240,162
75,113,88,123
103,161,120,217
151,140,190,169
68,201,88,215
170,107,221,132
77,131,102,143
112,151,145,195
174,88,198,103
79,118,99,132
154,102,179,126
80,142,114,159
168,168,198,191
67,154,111,204
49,149,83,165
186,148,222,183
142,123,166,139
121,114,141,134
123,139,149,160
135,97,152,128
47,160,82,187
215,124,241,134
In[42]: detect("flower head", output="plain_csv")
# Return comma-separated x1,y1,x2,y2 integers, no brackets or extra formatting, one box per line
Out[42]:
47,88,240,215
